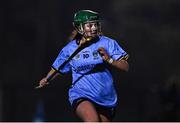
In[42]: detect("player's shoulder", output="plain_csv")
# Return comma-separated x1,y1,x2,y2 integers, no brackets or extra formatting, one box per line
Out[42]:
63,40,78,50
99,35,117,43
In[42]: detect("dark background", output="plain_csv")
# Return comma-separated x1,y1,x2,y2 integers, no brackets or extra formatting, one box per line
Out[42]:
1,0,180,121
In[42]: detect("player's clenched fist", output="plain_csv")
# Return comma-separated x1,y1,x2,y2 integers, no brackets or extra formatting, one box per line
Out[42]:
37,77,49,88
98,47,110,61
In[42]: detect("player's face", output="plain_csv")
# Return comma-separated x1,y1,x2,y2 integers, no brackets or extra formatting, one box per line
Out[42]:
83,22,99,38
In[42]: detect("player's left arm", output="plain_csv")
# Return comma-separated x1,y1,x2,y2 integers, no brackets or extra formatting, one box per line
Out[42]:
110,56,129,72
98,47,129,72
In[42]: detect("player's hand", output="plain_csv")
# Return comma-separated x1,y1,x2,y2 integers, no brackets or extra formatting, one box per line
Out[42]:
98,47,110,61
35,77,49,89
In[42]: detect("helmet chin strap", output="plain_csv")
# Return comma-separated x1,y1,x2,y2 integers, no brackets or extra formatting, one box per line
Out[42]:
77,23,100,41
79,25,93,44
77,24,90,38
76,24,84,35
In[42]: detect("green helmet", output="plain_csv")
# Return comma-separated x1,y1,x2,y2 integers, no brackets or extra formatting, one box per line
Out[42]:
73,10,100,28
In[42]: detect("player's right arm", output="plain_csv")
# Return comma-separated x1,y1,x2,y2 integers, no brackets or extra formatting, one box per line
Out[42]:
37,68,60,88
37,44,71,89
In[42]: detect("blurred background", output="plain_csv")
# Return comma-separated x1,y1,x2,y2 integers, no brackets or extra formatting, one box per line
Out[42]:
1,0,180,121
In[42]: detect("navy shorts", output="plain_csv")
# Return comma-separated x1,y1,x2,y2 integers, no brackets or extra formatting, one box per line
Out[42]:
72,98,116,120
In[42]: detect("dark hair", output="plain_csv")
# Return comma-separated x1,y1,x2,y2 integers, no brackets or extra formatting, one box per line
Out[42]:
68,30,82,41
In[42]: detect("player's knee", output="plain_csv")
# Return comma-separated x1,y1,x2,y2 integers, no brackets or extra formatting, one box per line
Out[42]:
82,113,100,122
75,100,100,122
76,108,100,122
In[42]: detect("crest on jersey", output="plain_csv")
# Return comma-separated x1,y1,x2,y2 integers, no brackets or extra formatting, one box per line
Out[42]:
93,51,99,59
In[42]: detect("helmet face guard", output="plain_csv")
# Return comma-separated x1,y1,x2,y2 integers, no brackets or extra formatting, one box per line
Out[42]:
73,10,101,37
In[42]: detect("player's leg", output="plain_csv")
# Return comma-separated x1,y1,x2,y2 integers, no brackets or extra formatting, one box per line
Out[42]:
96,106,116,122
75,100,100,122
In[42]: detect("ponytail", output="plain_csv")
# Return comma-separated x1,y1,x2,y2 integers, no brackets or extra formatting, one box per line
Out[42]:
68,30,82,41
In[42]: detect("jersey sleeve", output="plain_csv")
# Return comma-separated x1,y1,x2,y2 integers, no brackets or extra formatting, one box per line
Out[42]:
108,40,129,61
52,47,71,74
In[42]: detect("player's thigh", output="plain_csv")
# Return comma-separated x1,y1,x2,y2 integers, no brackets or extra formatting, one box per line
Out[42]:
75,100,99,122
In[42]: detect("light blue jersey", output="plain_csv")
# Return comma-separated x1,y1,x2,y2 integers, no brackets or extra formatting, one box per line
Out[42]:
52,36,128,107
